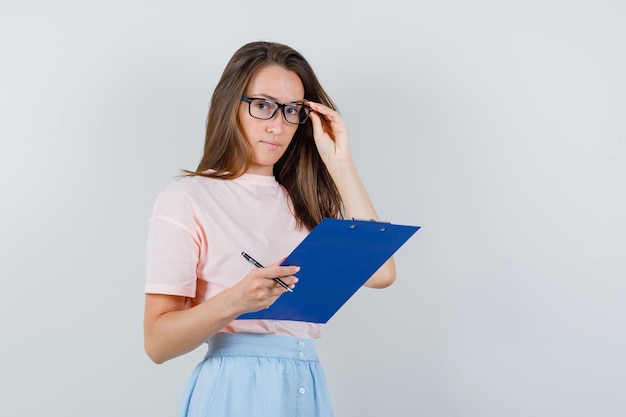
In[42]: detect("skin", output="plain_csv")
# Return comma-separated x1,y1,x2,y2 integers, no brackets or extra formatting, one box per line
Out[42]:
144,65,395,364
238,66,302,176
305,99,396,290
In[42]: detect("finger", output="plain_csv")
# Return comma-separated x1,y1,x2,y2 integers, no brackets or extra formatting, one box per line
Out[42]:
308,110,325,138
273,277,298,294
305,101,341,122
255,266,299,292
305,99,331,113
264,264,300,279
306,102,348,141
268,257,287,267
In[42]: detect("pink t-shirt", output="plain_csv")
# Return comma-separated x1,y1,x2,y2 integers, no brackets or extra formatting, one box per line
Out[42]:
145,173,323,339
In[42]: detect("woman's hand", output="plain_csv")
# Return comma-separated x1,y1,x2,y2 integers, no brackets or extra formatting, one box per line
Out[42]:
230,261,299,313
305,101,397,290
306,100,352,163
144,260,299,364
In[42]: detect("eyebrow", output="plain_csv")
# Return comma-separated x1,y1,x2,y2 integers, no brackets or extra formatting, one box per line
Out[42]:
250,94,305,104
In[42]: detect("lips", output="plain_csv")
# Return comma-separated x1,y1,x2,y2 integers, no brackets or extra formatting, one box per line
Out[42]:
260,140,281,150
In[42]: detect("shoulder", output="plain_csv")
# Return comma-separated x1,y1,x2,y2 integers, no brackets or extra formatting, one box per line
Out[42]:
159,175,206,196
152,175,215,217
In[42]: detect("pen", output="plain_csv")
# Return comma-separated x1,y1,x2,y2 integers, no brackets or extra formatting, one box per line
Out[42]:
241,252,294,293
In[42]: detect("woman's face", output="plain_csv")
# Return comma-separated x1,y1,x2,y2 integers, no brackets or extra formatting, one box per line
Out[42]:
239,65,304,176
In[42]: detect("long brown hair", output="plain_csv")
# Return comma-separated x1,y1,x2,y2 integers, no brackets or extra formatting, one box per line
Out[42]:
185,41,343,230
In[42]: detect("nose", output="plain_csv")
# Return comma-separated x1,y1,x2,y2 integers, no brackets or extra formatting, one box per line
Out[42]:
265,109,286,134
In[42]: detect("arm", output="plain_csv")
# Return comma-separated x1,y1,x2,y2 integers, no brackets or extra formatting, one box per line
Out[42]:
144,263,299,364
306,101,396,288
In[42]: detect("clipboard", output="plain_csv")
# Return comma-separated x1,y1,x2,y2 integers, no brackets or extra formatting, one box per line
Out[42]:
237,218,420,323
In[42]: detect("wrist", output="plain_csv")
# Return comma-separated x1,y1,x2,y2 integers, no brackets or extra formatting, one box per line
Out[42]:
323,157,356,177
210,287,248,318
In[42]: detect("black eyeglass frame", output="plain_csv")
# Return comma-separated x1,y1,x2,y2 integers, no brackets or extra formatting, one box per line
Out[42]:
241,96,312,125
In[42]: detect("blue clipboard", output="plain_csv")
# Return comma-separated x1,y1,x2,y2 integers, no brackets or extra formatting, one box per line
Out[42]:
237,218,420,323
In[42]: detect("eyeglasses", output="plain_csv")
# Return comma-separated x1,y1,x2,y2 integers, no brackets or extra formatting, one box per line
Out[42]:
241,96,311,125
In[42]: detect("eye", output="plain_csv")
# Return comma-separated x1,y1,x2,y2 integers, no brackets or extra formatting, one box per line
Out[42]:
285,105,300,115
254,100,271,111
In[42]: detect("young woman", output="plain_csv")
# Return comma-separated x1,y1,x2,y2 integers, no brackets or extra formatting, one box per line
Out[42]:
144,41,395,417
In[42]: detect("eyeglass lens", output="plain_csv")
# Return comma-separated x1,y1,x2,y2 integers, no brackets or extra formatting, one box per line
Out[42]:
247,98,310,124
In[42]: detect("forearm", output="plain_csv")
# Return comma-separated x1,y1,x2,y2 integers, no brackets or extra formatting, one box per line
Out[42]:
306,101,396,287
324,159,379,220
144,290,242,364
325,159,397,288
144,264,300,363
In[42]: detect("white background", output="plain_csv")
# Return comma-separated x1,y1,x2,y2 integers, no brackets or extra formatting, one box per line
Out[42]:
1,1,625,416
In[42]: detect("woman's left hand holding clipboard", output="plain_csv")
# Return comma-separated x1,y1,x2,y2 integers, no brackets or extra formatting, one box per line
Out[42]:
305,100,397,289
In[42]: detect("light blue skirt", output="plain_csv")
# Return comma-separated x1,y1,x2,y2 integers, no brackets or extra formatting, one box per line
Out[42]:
178,333,335,417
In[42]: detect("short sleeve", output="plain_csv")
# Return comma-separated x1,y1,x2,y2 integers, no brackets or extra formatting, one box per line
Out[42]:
144,185,202,297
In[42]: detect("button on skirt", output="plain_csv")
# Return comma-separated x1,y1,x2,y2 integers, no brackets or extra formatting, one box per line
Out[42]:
178,333,335,417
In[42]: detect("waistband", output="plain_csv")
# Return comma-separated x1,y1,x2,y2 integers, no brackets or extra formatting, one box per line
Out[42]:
206,333,319,362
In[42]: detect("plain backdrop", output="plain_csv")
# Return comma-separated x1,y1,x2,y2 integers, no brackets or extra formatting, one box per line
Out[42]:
1,1,625,416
